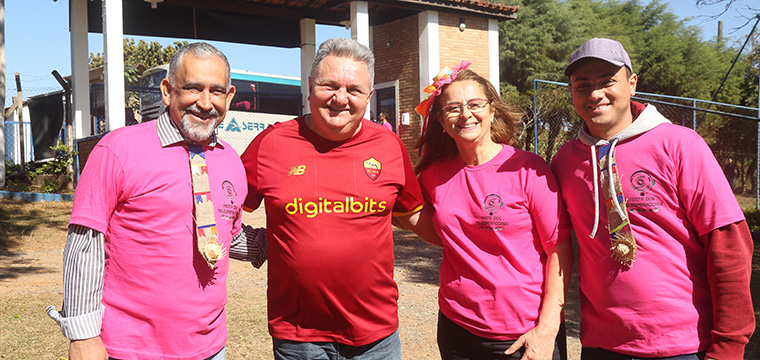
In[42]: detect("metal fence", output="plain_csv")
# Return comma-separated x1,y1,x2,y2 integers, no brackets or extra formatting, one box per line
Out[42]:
3,116,34,166
524,79,760,210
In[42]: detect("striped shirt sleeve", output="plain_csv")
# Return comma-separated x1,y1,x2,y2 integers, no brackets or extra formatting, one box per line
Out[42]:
229,225,267,268
46,224,105,340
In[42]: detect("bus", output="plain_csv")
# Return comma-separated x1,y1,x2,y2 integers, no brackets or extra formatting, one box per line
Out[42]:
139,64,302,154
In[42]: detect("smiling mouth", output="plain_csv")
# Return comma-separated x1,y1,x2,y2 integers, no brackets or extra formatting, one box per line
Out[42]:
590,104,610,111
458,123,478,130
186,112,217,121
326,105,348,113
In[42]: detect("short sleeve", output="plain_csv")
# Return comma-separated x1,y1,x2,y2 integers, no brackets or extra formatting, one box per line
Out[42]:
392,138,424,216
676,133,744,235
69,141,124,233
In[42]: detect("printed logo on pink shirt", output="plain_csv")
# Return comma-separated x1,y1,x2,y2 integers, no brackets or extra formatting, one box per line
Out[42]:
222,180,237,202
219,180,240,221
627,170,663,212
476,194,508,231
483,194,504,215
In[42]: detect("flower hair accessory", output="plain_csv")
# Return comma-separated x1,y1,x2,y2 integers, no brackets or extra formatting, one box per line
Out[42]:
414,61,471,148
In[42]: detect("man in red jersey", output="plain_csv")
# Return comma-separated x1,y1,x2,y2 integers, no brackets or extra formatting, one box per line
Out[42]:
241,38,428,360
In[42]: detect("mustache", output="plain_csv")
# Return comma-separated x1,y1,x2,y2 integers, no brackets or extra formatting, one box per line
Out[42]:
183,104,220,118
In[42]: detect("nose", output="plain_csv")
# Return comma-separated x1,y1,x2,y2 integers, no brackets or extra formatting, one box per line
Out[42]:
589,88,604,101
460,105,474,118
196,90,213,111
332,87,349,106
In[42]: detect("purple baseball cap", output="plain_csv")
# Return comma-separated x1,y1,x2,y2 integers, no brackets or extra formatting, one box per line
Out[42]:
564,38,632,77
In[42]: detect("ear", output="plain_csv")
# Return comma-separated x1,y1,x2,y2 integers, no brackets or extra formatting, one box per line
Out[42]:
225,85,237,110
629,73,638,96
307,76,314,100
366,88,374,104
160,78,172,107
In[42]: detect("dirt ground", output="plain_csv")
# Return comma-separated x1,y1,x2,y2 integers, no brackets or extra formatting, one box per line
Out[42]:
1,199,758,359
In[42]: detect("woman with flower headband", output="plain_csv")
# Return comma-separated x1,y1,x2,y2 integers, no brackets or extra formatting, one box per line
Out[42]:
410,62,573,360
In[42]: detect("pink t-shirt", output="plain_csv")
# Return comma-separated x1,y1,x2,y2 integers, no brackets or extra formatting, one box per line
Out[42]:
419,145,569,340
241,117,424,346
551,123,744,357
70,120,247,360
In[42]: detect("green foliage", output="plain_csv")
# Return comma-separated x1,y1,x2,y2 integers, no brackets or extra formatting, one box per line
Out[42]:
1,144,77,194
496,0,759,167
739,33,759,108
89,38,189,73
498,0,755,104
89,38,188,112
744,209,760,232
499,0,587,93
27,143,77,178
3,177,30,193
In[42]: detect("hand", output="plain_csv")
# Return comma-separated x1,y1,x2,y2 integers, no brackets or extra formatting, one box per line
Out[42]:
69,336,108,360
504,324,556,360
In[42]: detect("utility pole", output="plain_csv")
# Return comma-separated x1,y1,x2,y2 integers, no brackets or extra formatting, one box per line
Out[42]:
756,18,760,209
14,72,24,167
0,0,5,188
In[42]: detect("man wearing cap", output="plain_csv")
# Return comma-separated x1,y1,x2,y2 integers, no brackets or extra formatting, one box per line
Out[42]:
551,37,754,359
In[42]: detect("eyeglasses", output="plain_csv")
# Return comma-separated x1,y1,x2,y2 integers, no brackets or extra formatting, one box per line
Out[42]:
441,99,490,119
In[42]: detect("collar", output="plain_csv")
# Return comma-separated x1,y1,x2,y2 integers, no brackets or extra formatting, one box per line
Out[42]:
155,111,220,148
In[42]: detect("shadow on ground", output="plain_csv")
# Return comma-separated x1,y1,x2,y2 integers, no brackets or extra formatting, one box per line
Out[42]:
0,199,71,280
393,227,442,285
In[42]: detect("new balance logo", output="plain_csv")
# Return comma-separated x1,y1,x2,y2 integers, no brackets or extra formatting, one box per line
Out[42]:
288,165,306,176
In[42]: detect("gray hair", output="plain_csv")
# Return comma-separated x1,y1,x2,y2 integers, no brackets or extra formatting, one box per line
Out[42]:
168,42,231,88
310,38,375,88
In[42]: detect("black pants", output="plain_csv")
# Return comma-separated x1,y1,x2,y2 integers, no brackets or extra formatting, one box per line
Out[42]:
581,347,704,360
437,311,565,360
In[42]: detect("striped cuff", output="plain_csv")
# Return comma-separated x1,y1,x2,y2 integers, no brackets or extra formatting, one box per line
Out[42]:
46,304,104,340
229,225,267,268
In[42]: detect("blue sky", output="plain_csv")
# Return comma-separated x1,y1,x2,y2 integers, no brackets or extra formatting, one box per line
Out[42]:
4,0,758,106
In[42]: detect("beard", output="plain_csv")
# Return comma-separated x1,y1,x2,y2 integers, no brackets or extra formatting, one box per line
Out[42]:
180,104,222,144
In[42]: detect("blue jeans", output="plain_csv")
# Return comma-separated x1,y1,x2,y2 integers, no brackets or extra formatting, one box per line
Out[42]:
272,330,401,360
109,346,224,360
581,347,704,360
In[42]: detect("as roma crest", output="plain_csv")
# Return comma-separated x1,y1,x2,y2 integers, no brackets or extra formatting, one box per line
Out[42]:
363,157,382,180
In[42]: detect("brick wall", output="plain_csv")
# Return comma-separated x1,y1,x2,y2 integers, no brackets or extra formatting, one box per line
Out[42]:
372,12,492,166
373,15,422,165
438,13,491,78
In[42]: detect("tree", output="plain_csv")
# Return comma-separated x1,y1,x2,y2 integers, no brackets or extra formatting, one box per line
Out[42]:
499,0,587,93
497,0,755,163
89,38,188,85
89,39,188,113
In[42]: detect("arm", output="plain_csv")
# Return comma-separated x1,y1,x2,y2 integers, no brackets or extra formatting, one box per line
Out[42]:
506,239,574,360
229,224,267,268
393,204,443,247
702,220,754,360
45,224,108,360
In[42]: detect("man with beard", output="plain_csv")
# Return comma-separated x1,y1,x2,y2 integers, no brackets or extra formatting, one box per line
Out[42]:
46,42,267,360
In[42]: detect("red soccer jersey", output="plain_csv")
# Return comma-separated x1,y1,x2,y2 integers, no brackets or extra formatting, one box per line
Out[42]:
241,117,423,346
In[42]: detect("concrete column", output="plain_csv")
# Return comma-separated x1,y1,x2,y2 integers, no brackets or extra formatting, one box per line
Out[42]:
0,0,5,187
70,0,91,138
300,18,316,115
418,11,439,135
349,2,370,119
103,0,125,131
349,2,370,47
488,19,500,95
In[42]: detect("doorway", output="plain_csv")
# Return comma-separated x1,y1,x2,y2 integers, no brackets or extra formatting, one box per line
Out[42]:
373,80,399,133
